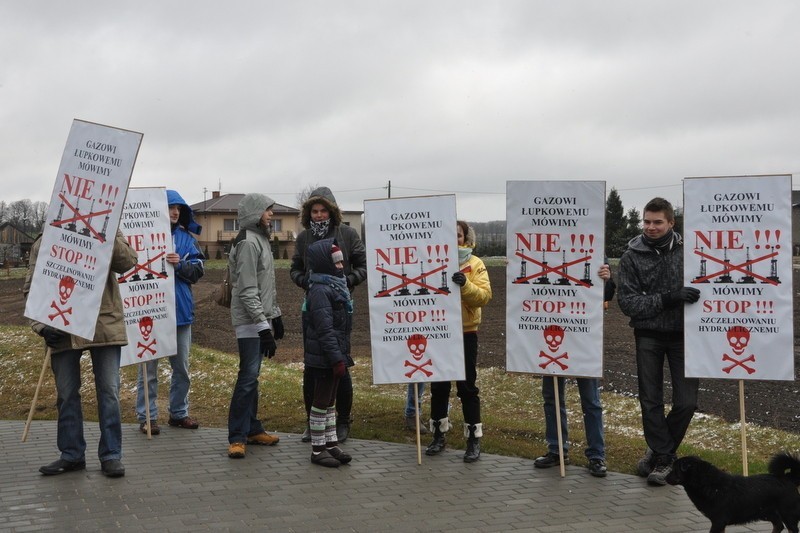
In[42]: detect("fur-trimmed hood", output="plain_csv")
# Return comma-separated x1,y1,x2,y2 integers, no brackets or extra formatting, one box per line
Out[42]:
462,225,477,248
300,186,342,229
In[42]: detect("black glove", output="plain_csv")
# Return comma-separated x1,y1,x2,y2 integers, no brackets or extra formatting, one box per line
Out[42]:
333,360,346,379
662,287,701,306
272,316,284,340
39,326,66,348
452,272,467,286
258,329,277,358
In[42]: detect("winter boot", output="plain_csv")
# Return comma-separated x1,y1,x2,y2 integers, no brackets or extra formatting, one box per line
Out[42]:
425,417,450,456
336,416,351,443
463,423,482,463
300,421,311,443
405,415,430,434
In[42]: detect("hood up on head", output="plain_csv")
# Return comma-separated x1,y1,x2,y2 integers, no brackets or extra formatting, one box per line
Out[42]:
300,186,342,229
167,189,202,235
238,193,276,232
306,237,340,276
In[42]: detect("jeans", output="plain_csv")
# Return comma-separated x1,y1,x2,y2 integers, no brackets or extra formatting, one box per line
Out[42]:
542,376,605,460
228,337,266,443
405,382,426,418
430,333,480,424
635,333,699,457
136,324,192,422
51,346,122,462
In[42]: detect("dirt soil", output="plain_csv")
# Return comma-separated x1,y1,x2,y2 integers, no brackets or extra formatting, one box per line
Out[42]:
2,265,799,432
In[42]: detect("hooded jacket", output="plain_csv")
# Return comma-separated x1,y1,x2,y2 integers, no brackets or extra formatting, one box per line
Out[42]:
617,232,686,333
24,229,139,353
302,237,352,369
290,186,367,291
457,225,492,332
229,193,281,328
166,189,204,326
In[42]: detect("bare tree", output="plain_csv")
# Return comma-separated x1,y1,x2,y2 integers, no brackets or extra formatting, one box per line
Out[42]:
32,201,48,233
295,183,320,208
8,200,33,231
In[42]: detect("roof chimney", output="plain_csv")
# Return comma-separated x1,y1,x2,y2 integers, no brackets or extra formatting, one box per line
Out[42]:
212,191,220,199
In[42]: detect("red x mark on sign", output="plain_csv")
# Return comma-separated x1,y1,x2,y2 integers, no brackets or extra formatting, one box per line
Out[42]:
51,193,112,243
118,252,168,283
692,248,778,285
374,263,449,298
513,250,591,287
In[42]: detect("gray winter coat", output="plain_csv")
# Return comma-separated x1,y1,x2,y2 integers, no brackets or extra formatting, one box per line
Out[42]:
229,193,281,327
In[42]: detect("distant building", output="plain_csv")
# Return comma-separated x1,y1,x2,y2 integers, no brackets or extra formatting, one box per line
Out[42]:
189,191,363,260
0,222,36,266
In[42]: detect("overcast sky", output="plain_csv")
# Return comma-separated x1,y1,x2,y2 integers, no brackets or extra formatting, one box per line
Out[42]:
2,1,798,222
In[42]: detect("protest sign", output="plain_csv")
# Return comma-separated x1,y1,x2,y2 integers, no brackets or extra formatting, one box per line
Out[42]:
506,181,606,377
118,188,177,367
24,119,143,340
365,195,464,384
684,175,794,380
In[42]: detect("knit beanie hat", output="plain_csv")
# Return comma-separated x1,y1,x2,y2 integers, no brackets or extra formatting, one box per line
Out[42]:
331,244,343,264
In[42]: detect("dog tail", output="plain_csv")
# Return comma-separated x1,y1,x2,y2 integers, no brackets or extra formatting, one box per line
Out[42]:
768,452,800,486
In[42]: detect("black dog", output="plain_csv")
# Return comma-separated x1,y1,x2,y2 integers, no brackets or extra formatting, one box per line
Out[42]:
666,452,800,532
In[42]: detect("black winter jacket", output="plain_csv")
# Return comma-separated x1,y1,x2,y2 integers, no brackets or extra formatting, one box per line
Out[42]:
617,233,686,333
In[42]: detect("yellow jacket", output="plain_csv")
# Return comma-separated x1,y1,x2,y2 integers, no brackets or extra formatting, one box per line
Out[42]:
458,253,492,332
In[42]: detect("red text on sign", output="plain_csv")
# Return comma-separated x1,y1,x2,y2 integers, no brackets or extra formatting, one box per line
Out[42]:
693,230,744,250
63,174,95,200
515,233,560,253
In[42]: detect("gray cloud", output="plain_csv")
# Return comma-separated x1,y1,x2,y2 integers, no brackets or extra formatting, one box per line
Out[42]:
1,1,798,221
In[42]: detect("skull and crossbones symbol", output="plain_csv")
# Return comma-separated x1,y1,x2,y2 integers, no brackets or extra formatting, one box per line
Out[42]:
404,333,433,377
722,326,755,374
136,316,157,358
48,275,75,326
539,325,569,370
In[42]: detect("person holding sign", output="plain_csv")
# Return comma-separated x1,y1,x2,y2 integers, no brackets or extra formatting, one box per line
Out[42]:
24,230,138,478
302,239,354,467
226,194,284,459
136,190,204,435
290,186,367,443
617,197,701,486
426,221,492,462
533,261,615,478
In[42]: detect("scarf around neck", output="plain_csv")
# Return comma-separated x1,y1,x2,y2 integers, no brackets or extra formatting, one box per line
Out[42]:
310,219,331,239
643,229,677,252
309,272,353,313
458,246,473,266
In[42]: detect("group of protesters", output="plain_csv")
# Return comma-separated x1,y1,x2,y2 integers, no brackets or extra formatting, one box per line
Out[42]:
26,187,697,483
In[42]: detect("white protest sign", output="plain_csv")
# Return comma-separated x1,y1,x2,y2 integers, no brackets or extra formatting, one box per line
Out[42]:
24,119,143,340
119,188,177,367
684,175,794,380
365,195,464,384
506,181,606,377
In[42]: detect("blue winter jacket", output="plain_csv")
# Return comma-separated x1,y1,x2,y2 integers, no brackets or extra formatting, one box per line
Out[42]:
167,189,204,326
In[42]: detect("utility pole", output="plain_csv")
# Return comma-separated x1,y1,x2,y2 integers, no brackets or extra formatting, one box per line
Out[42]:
387,180,391,198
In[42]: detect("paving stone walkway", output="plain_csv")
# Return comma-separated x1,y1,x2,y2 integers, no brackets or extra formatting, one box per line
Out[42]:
1,420,764,532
